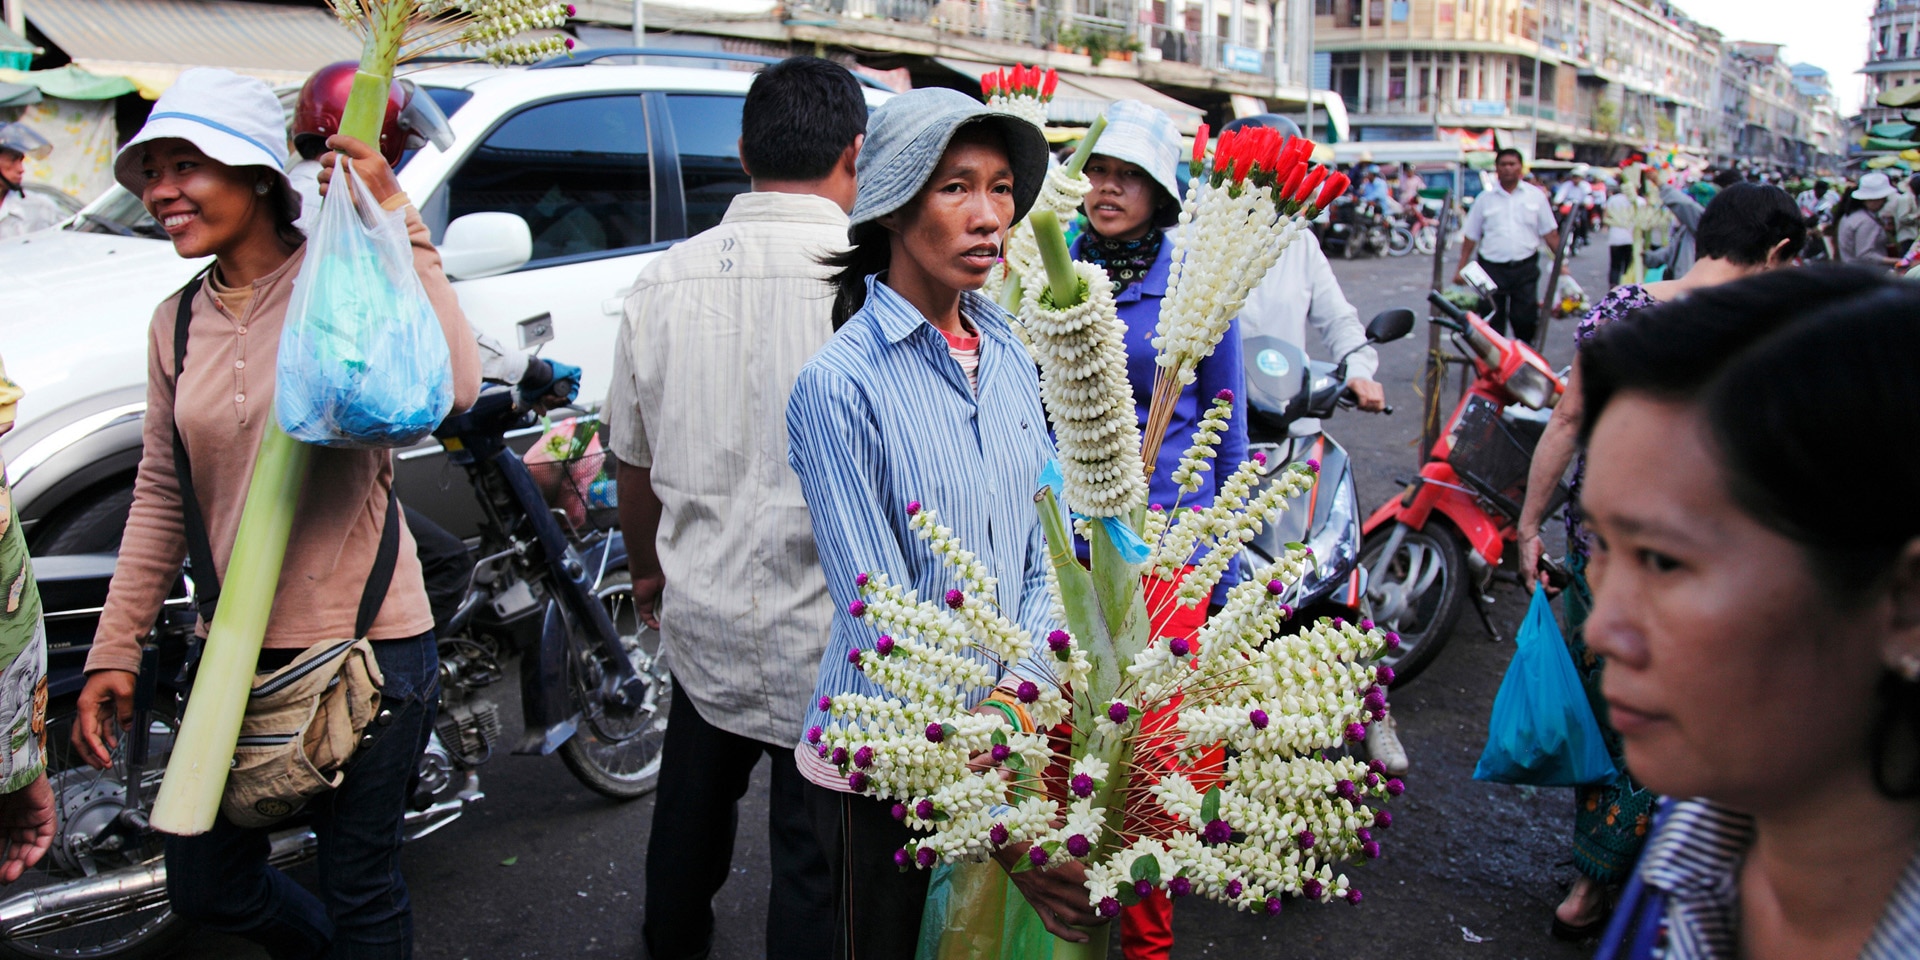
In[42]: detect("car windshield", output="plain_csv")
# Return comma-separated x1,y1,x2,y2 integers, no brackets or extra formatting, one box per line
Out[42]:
68,184,167,239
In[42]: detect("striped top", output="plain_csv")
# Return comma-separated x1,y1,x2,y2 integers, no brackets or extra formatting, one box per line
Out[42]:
785,276,1060,791
1632,799,1920,959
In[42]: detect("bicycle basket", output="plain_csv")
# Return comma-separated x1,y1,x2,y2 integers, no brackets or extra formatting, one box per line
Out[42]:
1447,396,1566,521
524,417,620,531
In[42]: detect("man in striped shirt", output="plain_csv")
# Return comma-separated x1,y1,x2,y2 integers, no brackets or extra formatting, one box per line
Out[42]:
604,57,866,960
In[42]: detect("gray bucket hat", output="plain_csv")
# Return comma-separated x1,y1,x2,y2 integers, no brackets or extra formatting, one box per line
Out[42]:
850,87,1050,228
1087,99,1184,228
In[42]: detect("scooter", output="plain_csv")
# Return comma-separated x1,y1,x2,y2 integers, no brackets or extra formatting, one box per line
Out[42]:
1320,196,1391,260
1357,288,1568,686
1235,308,1416,620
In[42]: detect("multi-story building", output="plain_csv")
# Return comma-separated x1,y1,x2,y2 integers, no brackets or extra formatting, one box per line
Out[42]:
1863,0,1920,127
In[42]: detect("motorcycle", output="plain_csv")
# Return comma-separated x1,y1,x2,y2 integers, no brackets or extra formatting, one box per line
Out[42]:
1321,196,1391,260
0,382,670,959
1389,197,1446,257
1357,289,1569,686
1235,309,1416,621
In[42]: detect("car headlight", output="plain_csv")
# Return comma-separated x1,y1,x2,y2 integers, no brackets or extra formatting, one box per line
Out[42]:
1506,364,1555,410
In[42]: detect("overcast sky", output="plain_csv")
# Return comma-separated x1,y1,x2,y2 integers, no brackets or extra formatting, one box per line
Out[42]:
1672,0,1876,112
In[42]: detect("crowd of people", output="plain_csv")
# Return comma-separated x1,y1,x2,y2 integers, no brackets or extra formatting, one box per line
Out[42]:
0,52,1913,960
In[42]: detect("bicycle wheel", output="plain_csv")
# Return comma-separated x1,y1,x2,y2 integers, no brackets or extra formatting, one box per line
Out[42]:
557,570,672,800
1413,224,1436,255
0,704,184,960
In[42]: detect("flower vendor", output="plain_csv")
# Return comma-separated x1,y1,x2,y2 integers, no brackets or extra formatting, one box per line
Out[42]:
786,87,1098,957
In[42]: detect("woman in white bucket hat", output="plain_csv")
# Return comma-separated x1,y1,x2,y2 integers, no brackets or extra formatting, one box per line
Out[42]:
1838,172,1901,269
73,67,479,959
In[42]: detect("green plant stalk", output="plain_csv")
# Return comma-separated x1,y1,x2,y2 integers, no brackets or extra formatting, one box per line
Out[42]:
1030,210,1080,307
1035,486,1113,756
997,270,1025,315
1063,115,1109,178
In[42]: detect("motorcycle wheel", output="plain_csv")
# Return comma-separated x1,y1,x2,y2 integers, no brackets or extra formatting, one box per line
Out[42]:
557,570,672,800
0,703,185,960
1413,224,1436,255
1367,226,1390,257
1359,522,1467,686
1387,225,1415,257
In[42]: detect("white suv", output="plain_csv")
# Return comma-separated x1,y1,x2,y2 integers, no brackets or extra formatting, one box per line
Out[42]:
0,54,888,553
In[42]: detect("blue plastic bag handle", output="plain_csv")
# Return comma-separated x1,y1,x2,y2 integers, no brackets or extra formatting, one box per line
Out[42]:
1035,459,1151,564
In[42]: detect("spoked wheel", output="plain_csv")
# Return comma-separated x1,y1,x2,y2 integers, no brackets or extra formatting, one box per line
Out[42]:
1360,522,1467,686
1412,224,1437,255
558,570,671,800
1387,225,1415,256
0,706,184,960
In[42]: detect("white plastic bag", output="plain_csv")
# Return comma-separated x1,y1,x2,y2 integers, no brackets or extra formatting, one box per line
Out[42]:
276,156,454,448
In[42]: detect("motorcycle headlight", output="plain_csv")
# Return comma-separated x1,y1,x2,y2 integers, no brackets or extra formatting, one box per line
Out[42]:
1506,364,1556,410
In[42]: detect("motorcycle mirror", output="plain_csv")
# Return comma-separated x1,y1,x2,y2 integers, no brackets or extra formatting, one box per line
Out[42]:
1459,260,1497,298
396,79,456,153
1366,308,1416,344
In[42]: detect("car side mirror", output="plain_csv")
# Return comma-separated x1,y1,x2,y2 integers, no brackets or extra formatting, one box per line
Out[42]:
1366,308,1416,344
440,212,531,280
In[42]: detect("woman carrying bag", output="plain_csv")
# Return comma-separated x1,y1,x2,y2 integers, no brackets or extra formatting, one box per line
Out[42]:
71,69,479,959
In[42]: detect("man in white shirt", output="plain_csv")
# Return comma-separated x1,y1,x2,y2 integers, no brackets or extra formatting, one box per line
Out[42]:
1454,148,1561,343
0,124,66,240
604,57,864,960
1241,235,1385,418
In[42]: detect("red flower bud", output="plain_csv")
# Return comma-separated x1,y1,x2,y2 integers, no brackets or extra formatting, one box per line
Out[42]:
1214,129,1236,174
981,74,995,98
1315,172,1351,210
1192,123,1210,166
1280,162,1308,201
1043,69,1058,98
1296,164,1329,201
1233,153,1254,184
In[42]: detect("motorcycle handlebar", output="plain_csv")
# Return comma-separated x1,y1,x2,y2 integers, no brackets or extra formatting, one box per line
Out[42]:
1426,290,1469,324
1425,291,1501,366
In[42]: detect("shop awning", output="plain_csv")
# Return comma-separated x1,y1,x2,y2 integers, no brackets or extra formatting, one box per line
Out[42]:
27,0,361,93
0,81,38,109
934,58,1207,135
0,66,140,101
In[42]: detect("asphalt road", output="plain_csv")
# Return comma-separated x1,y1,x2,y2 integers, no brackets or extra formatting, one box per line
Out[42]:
174,234,1614,960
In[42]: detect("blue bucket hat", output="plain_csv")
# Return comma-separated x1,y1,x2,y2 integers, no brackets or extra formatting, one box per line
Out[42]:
850,87,1050,228
1089,100,1184,228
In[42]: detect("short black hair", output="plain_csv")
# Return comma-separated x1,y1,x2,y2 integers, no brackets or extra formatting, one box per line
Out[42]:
1692,182,1805,266
1813,180,1830,197
1712,168,1742,188
740,57,866,182
1494,147,1524,165
1578,265,1920,796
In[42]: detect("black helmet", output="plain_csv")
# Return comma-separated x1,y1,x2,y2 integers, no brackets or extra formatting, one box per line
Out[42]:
1221,113,1303,140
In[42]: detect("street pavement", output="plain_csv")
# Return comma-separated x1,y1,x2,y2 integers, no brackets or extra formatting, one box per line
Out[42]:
174,234,1614,960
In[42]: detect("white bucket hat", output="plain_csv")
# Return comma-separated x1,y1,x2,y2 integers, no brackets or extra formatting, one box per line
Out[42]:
1087,99,1183,228
1854,172,1898,201
113,68,301,218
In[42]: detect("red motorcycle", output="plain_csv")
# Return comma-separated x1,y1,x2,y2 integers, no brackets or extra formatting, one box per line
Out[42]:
1358,290,1568,684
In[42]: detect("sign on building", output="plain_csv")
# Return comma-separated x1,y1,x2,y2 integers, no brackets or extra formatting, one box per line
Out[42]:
1224,44,1264,74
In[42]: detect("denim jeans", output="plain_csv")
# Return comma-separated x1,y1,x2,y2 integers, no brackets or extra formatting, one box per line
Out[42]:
165,633,440,960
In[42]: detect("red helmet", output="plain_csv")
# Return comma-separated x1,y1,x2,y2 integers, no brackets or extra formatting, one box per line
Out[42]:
294,61,408,166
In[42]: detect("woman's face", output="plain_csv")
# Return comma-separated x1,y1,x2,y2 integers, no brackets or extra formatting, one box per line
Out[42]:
1082,154,1159,240
1580,393,1891,814
138,138,274,260
1867,196,1890,213
888,129,1016,293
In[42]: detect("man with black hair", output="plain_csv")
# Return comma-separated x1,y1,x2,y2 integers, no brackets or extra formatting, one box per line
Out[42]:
1454,147,1560,343
602,56,866,960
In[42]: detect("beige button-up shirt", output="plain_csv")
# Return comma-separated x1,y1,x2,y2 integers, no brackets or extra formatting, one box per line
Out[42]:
605,191,846,747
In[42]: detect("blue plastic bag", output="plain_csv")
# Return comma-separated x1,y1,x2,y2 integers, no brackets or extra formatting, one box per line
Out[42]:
276,157,453,448
1473,589,1620,787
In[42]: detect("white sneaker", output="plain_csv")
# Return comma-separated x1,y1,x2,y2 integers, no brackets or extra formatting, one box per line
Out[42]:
1365,714,1409,775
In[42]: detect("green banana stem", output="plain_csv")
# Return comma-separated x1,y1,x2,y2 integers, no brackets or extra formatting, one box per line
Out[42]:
1036,486,1112,756
1029,210,1081,307
1063,114,1109,178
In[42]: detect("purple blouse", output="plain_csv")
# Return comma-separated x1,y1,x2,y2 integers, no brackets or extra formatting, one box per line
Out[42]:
1566,284,1658,560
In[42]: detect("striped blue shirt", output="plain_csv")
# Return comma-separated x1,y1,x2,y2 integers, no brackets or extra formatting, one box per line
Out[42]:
1621,799,1920,959
786,277,1061,772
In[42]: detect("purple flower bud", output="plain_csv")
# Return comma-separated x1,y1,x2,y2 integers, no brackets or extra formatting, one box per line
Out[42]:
855,572,870,587
816,743,829,758
830,747,848,766
848,600,867,618
1065,834,1091,858
1375,809,1394,829
989,823,1009,845
1149,503,1164,512
1203,819,1232,845
818,695,834,712
1334,779,1357,801
1345,722,1367,743
1279,604,1295,618
1169,637,1191,657
1265,896,1283,916
925,722,945,743
1098,897,1121,918
1306,458,1321,472
1047,629,1071,652
1385,632,1402,651
806,725,823,744
1303,546,1314,556
1028,846,1049,868
853,746,874,769
916,846,936,868
1016,681,1040,704
1249,709,1270,730
847,771,869,791
564,35,576,49
1107,702,1130,724
1363,841,1382,859
1332,617,1345,628
1252,451,1268,466
1356,827,1373,842
1069,773,1095,798
847,648,864,668
916,799,935,820
1225,879,1244,898
1302,879,1324,900
906,500,922,516
944,589,965,609
1266,579,1285,595
1296,830,1316,850
565,4,576,16
1365,687,1388,711
990,743,1011,763
1364,771,1381,788
1169,876,1192,898
1346,889,1364,906
1368,758,1387,775
1215,388,1235,403
1385,777,1406,797
1360,618,1375,630
1134,879,1154,899
894,848,911,868
891,802,907,820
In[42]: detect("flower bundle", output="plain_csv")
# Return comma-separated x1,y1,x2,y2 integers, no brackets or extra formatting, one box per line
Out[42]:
816,196,1401,952
981,64,1060,129
1141,124,1346,470
1606,167,1670,285
982,66,1103,315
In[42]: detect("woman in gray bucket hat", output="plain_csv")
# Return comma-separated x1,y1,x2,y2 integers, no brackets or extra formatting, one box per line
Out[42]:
785,87,1106,957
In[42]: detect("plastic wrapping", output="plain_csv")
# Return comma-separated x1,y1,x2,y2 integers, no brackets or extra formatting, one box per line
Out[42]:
1474,590,1620,787
915,861,1061,960
524,416,618,530
277,156,453,448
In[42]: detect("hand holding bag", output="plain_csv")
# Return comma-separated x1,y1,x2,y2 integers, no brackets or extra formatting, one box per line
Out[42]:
1473,589,1620,787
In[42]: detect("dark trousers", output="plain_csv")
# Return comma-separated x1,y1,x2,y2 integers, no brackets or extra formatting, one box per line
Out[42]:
804,783,931,960
165,633,440,960
1608,244,1633,288
401,505,472,635
1477,253,1542,344
643,682,833,960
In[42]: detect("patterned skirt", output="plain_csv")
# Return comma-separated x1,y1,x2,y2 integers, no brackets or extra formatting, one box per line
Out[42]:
1564,552,1655,885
